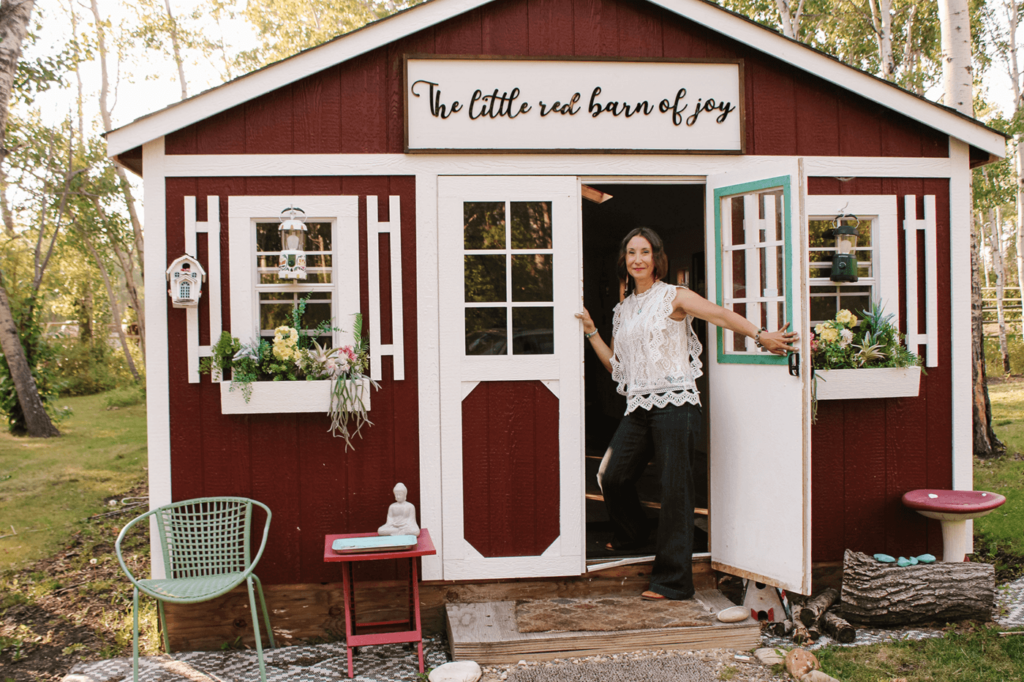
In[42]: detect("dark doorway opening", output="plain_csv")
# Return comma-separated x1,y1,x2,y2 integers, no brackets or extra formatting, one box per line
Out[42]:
581,183,710,562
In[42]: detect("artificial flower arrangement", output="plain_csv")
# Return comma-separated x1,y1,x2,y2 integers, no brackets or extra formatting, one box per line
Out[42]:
810,303,919,371
201,296,379,450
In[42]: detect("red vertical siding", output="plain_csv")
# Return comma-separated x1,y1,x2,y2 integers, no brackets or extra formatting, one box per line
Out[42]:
164,0,949,159
807,178,952,562
165,176,419,585
462,381,561,557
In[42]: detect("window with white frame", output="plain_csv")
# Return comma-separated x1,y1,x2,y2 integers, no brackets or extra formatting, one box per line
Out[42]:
806,195,899,329
254,220,335,347
227,196,360,353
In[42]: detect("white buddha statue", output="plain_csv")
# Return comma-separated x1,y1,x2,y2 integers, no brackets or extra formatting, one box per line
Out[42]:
378,482,420,537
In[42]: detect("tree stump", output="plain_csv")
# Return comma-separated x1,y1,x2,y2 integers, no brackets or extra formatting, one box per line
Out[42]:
840,550,995,625
822,611,856,643
800,587,839,626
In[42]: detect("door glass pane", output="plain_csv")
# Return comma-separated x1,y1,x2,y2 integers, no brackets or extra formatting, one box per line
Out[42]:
730,196,745,245
465,255,507,302
511,201,552,249
512,308,554,355
466,308,508,355
464,202,505,249
511,254,553,302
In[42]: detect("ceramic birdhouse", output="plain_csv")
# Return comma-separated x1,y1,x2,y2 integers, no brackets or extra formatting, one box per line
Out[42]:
741,579,788,623
166,255,206,308
278,206,308,281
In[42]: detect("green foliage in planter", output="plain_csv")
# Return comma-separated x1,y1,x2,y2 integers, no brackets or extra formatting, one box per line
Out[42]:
811,302,919,370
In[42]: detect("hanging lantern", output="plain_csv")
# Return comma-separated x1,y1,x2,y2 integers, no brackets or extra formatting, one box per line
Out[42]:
278,206,308,281
830,216,860,283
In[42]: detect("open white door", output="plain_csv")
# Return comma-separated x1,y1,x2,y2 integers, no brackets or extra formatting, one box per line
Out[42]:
705,162,811,595
438,176,584,581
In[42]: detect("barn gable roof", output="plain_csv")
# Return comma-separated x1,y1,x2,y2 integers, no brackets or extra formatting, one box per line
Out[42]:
106,0,1006,161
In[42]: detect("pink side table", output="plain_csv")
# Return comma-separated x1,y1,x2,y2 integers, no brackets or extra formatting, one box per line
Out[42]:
901,489,1006,562
323,529,436,678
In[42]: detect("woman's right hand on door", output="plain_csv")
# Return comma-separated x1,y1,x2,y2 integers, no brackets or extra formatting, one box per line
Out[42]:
575,307,597,335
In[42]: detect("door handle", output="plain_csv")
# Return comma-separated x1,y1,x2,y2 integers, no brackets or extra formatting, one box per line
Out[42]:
789,352,799,377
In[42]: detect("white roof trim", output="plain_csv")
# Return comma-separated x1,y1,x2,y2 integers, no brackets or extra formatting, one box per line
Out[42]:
105,0,1006,159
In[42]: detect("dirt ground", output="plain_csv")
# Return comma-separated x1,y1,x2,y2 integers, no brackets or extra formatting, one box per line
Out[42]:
0,485,152,682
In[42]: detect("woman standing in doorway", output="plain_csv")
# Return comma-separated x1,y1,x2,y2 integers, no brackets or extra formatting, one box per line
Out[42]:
576,227,799,600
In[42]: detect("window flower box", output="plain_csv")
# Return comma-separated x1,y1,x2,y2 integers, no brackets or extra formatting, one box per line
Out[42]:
813,366,921,401
220,378,372,415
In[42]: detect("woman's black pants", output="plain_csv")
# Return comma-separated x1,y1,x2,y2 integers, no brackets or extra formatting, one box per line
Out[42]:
601,402,701,600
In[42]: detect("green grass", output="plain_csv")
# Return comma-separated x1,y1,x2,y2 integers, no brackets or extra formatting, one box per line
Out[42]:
0,391,147,570
975,381,1024,568
814,624,1024,682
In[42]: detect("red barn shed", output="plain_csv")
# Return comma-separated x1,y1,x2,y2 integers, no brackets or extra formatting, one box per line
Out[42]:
106,0,1005,648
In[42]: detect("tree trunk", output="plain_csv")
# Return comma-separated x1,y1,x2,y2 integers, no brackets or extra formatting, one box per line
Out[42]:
78,227,139,382
868,0,896,80
89,0,145,346
973,227,1003,456
163,0,188,100
78,281,93,341
840,550,995,625
0,0,36,165
991,207,1011,374
0,283,58,437
937,0,973,113
91,196,145,361
1017,139,1024,345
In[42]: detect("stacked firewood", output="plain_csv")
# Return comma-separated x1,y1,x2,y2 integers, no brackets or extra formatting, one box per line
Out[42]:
767,588,856,644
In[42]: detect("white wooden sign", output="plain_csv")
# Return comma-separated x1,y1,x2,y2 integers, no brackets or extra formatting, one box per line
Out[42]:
404,57,744,153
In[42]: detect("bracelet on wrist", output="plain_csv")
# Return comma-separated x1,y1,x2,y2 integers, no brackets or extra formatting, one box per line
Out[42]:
584,329,598,340
753,327,767,349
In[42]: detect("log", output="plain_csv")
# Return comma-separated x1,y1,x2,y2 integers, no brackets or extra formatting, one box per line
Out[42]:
840,550,996,625
822,611,855,644
806,624,822,641
800,587,839,627
792,620,813,645
768,619,793,637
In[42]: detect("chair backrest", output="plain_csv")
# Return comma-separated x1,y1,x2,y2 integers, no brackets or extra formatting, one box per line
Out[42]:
153,497,268,579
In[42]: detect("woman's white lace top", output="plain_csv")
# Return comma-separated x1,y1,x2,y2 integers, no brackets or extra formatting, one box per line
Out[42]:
610,280,703,415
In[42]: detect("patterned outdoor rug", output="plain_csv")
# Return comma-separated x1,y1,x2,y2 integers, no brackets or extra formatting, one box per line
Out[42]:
62,639,450,682
506,656,718,682
515,596,714,633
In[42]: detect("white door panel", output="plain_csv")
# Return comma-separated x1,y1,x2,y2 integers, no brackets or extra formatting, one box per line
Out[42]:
706,162,811,594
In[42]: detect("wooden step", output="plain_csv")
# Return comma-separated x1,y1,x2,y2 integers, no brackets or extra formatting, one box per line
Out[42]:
445,591,760,663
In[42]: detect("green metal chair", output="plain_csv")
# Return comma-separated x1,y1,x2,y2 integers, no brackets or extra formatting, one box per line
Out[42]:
115,497,275,681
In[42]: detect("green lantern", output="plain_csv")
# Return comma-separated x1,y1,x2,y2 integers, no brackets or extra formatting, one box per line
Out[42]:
830,217,860,283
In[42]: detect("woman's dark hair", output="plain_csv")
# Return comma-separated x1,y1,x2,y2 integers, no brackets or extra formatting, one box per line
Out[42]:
616,227,669,295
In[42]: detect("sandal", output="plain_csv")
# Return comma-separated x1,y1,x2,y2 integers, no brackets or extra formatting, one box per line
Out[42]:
641,590,666,600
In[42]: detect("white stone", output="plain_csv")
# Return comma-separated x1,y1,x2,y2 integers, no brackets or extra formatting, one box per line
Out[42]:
753,648,785,666
801,671,841,682
717,605,749,622
428,660,482,682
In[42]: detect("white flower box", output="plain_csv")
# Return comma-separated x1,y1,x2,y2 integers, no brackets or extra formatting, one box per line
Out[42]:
813,366,921,401
219,378,372,415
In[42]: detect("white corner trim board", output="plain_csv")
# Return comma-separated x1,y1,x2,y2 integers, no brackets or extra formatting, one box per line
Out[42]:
183,196,222,384
903,195,939,368
367,195,406,381
104,0,1003,159
142,137,170,580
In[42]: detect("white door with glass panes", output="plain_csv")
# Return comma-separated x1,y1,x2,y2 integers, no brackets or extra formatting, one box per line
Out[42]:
706,164,812,595
438,176,583,581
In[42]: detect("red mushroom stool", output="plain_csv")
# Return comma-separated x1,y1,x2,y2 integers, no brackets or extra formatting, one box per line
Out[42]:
902,489,1006,562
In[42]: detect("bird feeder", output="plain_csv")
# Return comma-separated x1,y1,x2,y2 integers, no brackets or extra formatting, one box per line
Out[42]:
278,206,309,281
166,255,206,308
830,216,860,283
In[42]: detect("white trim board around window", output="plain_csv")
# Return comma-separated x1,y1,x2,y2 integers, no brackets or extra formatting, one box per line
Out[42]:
228,196,361,354
805,195,899,328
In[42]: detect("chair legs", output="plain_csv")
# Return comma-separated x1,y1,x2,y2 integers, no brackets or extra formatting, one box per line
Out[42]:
132,587,140,682
157,600,171,653
247,576,269,682
251,574,276,649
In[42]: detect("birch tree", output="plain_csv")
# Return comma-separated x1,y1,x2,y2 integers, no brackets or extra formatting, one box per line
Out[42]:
990,206,1011,374
0,0,59,438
